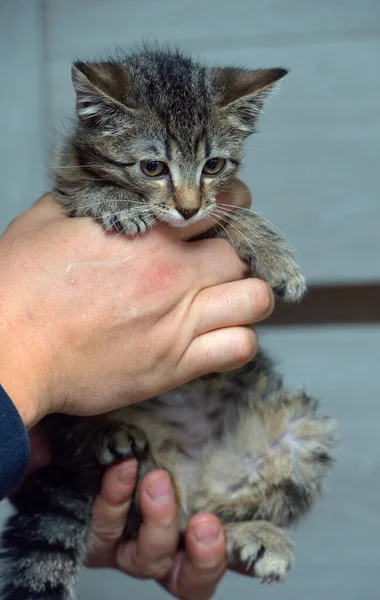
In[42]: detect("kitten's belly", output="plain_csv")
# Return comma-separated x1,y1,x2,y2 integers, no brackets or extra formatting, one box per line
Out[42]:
115,382,226,462
153,387,223,458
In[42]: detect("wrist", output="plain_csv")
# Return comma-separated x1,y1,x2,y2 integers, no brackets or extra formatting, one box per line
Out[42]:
0,377,42,430
0,331,52,430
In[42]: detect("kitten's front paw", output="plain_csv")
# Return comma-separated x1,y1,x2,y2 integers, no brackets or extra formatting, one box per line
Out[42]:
96,423,148,465
218,217,307,303
273,271,307,303
225,521,293,583
102,213,155,236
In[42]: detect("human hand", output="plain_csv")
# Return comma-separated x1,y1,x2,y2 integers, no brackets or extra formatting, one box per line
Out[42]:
0,180,274,428
24,431,251,600
88,460,229,600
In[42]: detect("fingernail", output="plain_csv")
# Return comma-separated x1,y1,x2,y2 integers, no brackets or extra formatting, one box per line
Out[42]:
147,477,172,505
117,463,136,485
193,521,221,546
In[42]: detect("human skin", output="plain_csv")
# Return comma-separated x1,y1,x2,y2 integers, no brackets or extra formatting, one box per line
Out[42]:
6,179,273,598
0,180,273,430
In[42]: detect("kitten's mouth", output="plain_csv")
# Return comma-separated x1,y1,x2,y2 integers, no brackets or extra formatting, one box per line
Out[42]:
158,203,218,229
159,208,208,228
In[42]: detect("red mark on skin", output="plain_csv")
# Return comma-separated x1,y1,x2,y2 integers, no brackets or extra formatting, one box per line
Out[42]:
142,258,180,295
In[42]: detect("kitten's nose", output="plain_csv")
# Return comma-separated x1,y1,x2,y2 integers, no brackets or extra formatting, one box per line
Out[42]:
177,207,199,220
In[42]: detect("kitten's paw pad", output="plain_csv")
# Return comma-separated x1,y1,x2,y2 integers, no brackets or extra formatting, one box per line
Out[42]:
273,272,306,303
225,522,293,584
97,425,148,465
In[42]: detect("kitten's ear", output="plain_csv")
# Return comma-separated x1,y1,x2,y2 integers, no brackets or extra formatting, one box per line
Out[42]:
72,61,139,132
213,67,288,133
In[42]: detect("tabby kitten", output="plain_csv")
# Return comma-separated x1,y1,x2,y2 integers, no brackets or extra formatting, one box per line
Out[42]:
0,47,337,600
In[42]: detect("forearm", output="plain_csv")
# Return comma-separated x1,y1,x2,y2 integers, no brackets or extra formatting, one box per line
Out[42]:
0,385,30,499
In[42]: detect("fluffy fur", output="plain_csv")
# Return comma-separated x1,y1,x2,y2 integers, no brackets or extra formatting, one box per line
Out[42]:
0,46,337,600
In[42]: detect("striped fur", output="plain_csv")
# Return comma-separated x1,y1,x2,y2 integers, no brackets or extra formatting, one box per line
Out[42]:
1,466,93,600
0,46,337,598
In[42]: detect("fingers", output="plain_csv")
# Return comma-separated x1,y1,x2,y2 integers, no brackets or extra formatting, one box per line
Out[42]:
115,470,178,579
188,237,249,287
180,279,274,379
194,279,274,336
183,326,258,379
217,178,252,210
87,459,137,568
160,514,227,600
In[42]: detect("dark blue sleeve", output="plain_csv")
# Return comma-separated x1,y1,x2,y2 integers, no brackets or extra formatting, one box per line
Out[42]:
0,385,31,500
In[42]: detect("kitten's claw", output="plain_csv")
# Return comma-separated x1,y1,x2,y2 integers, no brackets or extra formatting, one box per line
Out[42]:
102,213,153,236
225,521,293,584
254,548,291,583
96,423,148,465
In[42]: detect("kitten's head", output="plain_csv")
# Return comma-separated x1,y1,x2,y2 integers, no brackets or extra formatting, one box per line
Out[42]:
71,48,287,227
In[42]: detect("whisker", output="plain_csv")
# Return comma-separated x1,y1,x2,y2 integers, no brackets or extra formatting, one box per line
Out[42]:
111,222,133,243
74,178,119,183
117,213,157,242
55,165,117,169
69,204,155,218
221,215,266,253
89,221,117,250
210,208,262,260
217,202,290,244
89,208,161,251
197,214,225,244
54,165,121,178
207,212,235,249
213,207,289,266
195,216,214,239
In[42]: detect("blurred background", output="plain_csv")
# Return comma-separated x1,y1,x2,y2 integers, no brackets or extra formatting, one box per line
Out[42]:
1,1,380,598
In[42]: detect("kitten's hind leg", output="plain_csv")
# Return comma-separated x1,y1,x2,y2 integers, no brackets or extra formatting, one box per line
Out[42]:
94,421,151,542
224,521,293,583
0,466,93,600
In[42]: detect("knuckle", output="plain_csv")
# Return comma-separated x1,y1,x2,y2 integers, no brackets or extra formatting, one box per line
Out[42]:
133,556,173,579
249,279,274,318
230,328,257,366
217,179,251,210
208,238,233,256
91,522,122,544
209,240,247,275
232,179,252,208
147,558,174,578
192,556,224,573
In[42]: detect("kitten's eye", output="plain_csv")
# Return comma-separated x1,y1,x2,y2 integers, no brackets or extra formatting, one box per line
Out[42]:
202,158,226,175
141,160,168,177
